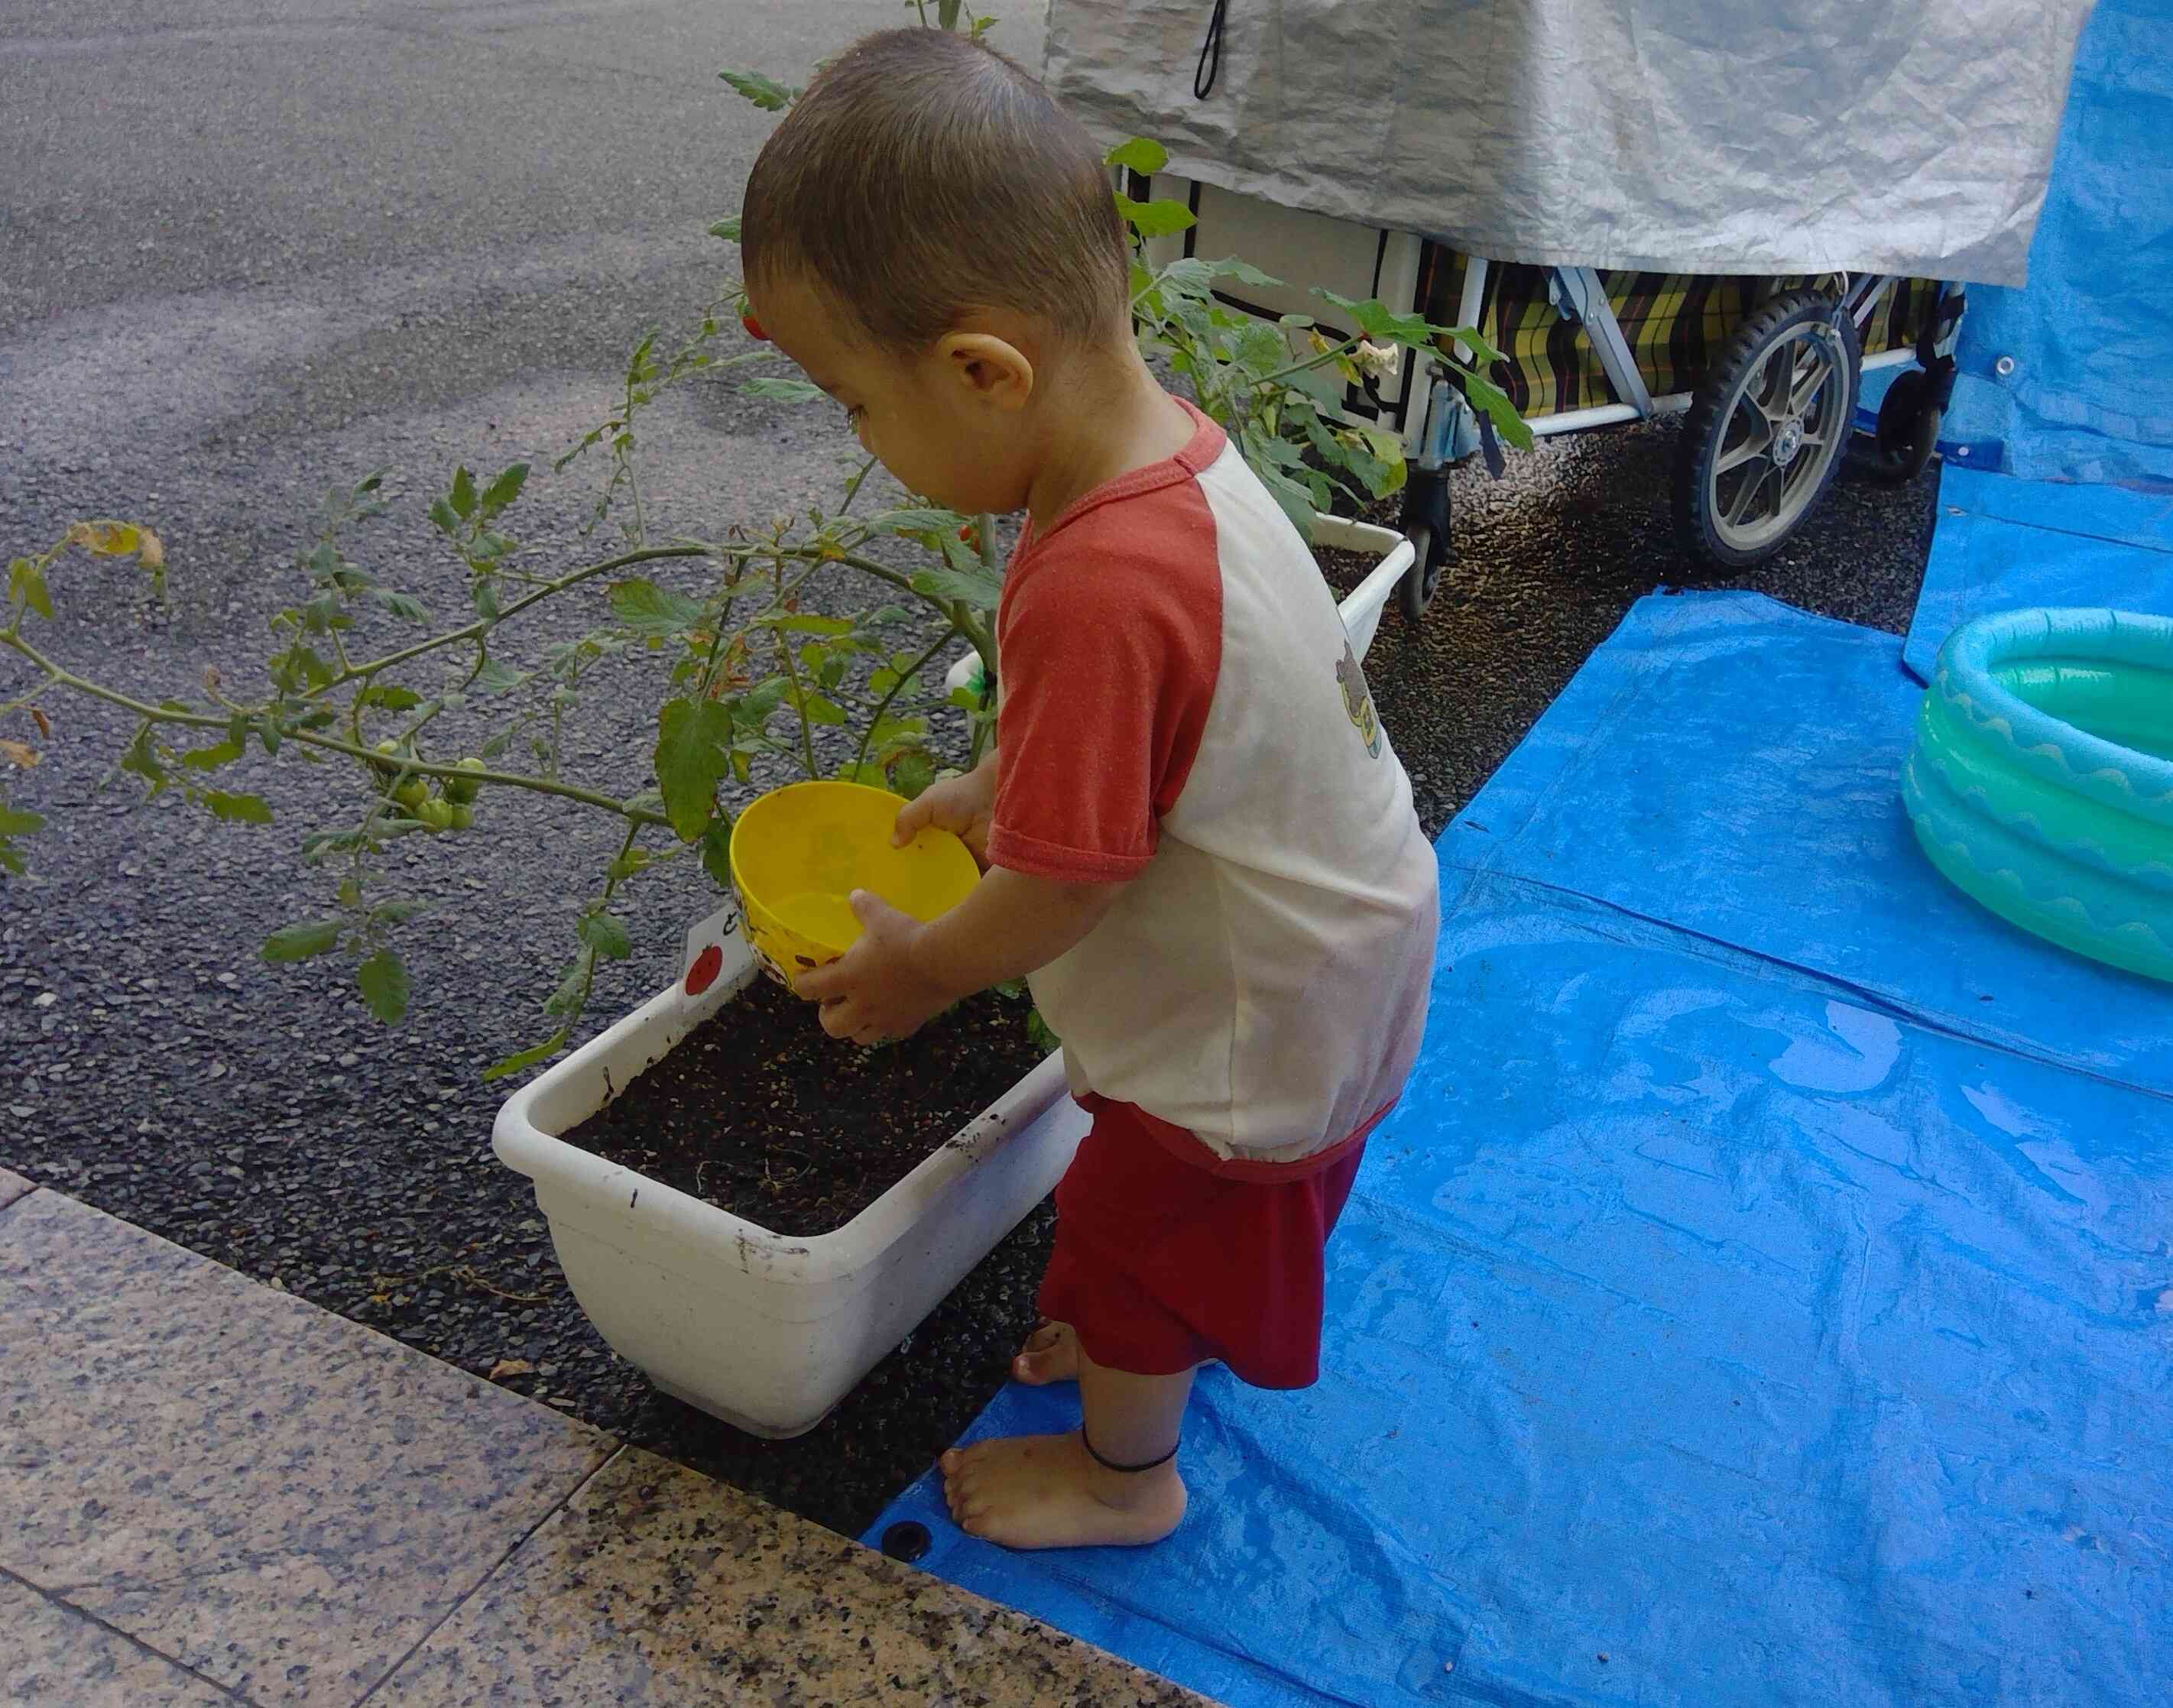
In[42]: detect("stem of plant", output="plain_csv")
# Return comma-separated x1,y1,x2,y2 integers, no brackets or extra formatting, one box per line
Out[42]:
1252,334,1364,393
323,543,711,692
851,629,952,777
774,625,820,781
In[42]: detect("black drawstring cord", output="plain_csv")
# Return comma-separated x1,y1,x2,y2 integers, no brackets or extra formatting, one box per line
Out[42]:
1194,0,1228,99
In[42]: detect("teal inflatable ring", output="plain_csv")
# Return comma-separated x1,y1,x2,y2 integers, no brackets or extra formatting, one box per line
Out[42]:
1903,607,2173,982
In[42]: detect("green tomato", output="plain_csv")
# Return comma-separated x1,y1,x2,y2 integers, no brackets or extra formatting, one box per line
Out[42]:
443,757,485,805
391,776,430,813
413,798,456,832
367,738,401,780
447,802,475,831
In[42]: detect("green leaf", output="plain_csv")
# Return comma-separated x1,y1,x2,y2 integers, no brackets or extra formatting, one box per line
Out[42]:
709,214,742,243
1233,321,1290,380
1105,138,1169,175
373,588,430,622
204,790,273,824
1313,288,1433,348
263,919,343,963
358,683,424,712
654,696,733,842
1438,323,1508,368
1114,194,1196,238
720,68,796,111
0,804,46,838
1156,258,1217,300
292,646,335,691
733,676,789,726
478,462,529,520
472,659,527,695
910,553,1006,611
609,578,707,637
1458,368,1536,450
180,736,246,772
484,1029,569,1082
741,376,823,404
372,899,433,925
429,497,460,536
9,556,53,621
868,507,968,538
357,949,410,1024
788,689,847,726
1209,256,1283,290
120,726,170,796
759,611,856,636
449,466,478,519
1241,425,1321,535
888,748,938,799
544,946,596,1017
700,817,735,890
579,911,633,960
606,848,654,882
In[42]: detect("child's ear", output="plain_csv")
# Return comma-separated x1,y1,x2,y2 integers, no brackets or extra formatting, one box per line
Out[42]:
939,333,1034,413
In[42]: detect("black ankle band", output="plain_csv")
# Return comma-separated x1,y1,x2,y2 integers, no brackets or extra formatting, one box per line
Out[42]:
1078,1426,1179,1473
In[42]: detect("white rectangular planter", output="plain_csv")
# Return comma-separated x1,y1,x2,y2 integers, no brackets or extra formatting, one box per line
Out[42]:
493,919,1087,1438
495,530,1409,1439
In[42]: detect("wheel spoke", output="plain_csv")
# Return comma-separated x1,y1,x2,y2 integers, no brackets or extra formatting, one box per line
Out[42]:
1753,346,1791,422
1716,432,1769,475
1724,459,1772,528
1788,348,1831,418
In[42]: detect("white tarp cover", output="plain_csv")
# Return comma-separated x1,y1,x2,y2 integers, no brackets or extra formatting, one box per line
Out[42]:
1043,0,2099,286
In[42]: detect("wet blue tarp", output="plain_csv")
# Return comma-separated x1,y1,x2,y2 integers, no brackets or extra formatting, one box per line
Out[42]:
1939,0,2173,487
1902,468,2173,682
867,592,2173,1708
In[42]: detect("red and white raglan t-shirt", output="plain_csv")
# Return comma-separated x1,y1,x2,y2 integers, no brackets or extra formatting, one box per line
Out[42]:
987,401,1440,1175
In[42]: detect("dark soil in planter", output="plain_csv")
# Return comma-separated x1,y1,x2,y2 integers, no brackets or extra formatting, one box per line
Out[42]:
563,977,1052,1236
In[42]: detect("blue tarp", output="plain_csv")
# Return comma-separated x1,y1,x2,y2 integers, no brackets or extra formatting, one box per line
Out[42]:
1902,466,2173,682
868,592,2173,1708
1939,0,2173,487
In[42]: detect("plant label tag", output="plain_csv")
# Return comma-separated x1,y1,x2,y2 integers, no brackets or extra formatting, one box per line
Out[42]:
680,902,743,1002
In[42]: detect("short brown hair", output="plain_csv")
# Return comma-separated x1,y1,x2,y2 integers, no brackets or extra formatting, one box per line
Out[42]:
740,30,1130,348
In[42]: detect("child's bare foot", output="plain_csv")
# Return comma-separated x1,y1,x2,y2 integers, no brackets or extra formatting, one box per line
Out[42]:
1013,1319,1079,1385
941,1431,1186,1549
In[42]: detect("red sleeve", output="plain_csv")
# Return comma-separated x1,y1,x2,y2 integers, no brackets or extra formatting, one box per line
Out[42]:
986,501,1221,883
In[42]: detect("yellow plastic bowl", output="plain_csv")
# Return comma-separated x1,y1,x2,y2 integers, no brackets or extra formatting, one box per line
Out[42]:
728,780,979,984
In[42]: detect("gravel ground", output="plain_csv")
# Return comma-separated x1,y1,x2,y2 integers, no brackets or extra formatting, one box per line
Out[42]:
2,2,1941,1540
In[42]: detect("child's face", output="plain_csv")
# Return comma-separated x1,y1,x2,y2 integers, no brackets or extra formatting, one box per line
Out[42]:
749,273,1039,517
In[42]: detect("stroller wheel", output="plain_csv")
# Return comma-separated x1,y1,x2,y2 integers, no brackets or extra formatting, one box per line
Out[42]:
1849,367,1940,485
1674,288,1861,568
1397,471,1452,623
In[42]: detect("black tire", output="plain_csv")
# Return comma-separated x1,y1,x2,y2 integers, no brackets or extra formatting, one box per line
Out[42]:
1848,368,1940,485
1397,474,1451,624
1673,289,1862,568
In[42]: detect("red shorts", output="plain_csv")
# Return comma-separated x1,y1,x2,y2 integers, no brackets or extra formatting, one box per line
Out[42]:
1035,1097,1370,1389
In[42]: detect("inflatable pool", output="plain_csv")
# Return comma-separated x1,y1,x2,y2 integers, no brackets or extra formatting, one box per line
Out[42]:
1904,608,2173,982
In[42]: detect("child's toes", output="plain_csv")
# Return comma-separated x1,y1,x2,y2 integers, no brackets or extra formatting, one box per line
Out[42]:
1013,1321,1079,1385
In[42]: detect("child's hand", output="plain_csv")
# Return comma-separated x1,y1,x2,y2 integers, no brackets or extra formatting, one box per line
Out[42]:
894,762,996,867
795,890,955,1048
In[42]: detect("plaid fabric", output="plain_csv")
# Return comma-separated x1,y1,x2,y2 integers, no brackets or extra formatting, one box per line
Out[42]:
1861,277,1937,355
1769,274,1938,355
1426,253,1944,421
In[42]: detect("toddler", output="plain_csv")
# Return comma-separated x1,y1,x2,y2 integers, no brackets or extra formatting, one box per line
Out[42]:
747,28,1438,1551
